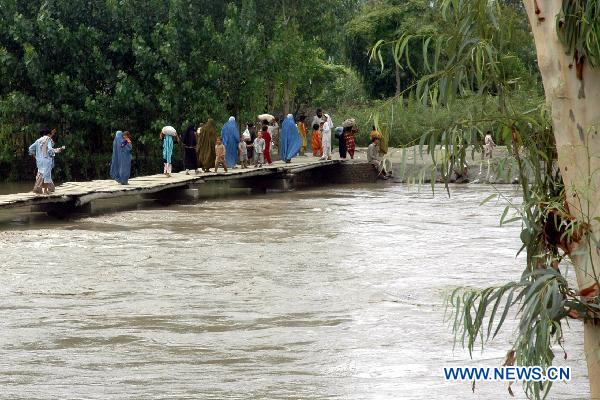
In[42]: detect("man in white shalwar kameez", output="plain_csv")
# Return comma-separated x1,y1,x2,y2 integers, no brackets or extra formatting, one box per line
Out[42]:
320,114,333,160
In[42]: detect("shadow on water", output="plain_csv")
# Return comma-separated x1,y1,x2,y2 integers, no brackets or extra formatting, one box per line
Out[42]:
0,181,391,230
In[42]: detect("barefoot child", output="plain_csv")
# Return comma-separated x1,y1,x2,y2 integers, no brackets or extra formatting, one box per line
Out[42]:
214,137,227,172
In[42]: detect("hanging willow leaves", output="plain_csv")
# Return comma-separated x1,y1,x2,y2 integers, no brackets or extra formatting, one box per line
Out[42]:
373,0,599,398
556,0,600,76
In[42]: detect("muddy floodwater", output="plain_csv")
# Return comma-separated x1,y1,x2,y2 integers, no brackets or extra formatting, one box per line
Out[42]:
0,184,588,399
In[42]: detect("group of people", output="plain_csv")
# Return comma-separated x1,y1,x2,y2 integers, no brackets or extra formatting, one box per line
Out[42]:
27,107,393,194
167,114,304,176
154,109,354,179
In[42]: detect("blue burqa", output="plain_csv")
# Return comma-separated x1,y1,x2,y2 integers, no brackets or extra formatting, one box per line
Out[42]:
110,131,132,184
28,135,57,183
280,114,301,161
221,116,240,168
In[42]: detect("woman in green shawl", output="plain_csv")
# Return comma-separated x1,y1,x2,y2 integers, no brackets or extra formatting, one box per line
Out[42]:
196,118,217,172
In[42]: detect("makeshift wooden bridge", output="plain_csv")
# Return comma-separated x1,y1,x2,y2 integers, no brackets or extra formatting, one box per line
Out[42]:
0,158,372,214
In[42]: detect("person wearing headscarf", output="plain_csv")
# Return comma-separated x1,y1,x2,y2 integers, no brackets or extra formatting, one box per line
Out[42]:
182,125,198,174
342,118,356,159
242,122,254,161
221,116,240,168
335,126,346,159
248,122,257,160
161,126,178,177
110,130,132,185
280,114,302,163
28,128,65,194
261,125,273,164
196,119,217,172
297,115,307,156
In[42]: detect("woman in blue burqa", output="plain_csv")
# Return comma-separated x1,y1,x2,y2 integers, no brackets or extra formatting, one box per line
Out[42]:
221,116,240,168
110,130,132,184
280,114,302,163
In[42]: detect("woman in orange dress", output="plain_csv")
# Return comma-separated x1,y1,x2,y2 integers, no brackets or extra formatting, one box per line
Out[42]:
311,123,322,157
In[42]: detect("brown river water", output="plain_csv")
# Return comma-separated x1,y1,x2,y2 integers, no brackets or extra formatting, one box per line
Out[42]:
0,184,588,399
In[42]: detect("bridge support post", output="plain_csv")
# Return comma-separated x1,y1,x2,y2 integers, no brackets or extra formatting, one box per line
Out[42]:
31,201,92,218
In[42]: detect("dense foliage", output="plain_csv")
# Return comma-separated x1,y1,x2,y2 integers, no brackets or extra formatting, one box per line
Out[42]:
0,0,361,180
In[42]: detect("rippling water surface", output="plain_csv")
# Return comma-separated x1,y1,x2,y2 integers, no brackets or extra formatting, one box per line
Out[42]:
0,184,588,399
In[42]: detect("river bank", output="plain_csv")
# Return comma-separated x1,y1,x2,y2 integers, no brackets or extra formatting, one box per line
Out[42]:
349,145,517,184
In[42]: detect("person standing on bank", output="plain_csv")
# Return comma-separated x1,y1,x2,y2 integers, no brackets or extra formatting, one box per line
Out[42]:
197,118,217,172
221,116,240,168
280,114,302,163
182,125,198,174
29,128,65,194
110,130,132,185
160,126,178,177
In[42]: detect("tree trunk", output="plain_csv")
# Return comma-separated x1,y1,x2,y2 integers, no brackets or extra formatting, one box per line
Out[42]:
524,1,600,396
395,64,401,96
283,81,290,115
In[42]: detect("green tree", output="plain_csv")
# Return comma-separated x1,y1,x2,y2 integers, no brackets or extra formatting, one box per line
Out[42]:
345,0,434,98
217,1,264,124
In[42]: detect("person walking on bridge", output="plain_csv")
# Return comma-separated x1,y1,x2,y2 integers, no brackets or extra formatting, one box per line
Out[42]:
214,137,227,172
221,117,240,169
28,128,65,194
182,125,198,174
253,131,266,167
311,123,322,157
280,114,302,163
110,130,132,185
297,115,307,156
342,119,356,159
261,124,272,165
161,126,178,177
196,119,217,172
320,114,333,160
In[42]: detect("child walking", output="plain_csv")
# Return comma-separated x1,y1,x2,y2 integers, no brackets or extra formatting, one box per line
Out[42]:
297,115,307,156
253,132,266,167
214,137,227,172
238,134,249,169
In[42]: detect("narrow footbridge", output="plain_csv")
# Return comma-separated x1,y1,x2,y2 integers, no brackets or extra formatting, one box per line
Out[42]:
0,158,359,212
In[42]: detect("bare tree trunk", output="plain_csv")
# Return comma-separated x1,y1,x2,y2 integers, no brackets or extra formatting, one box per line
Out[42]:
524,1,600,396
283,81,290,115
